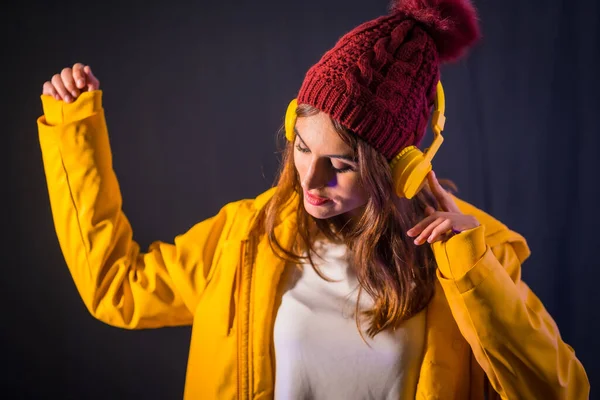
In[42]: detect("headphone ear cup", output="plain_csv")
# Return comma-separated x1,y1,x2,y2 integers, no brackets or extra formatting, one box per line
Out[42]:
391,146,432,199
285,99,298,142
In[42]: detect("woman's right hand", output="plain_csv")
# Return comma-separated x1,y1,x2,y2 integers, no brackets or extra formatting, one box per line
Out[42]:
42,63,100,103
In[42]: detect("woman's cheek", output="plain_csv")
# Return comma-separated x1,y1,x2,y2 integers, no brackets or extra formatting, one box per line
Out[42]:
347,176,368,205
339,174,359,195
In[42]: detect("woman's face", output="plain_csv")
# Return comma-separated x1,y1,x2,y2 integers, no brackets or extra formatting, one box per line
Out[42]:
293,111,368,221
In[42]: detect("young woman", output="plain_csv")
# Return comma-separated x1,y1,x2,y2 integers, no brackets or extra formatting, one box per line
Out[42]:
37,0,589,398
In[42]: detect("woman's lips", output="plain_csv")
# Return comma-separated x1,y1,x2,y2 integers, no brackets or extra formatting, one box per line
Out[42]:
305,191,331,206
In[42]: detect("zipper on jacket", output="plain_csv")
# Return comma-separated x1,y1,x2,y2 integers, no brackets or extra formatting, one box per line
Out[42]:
237,240,244,400
238,237,255,400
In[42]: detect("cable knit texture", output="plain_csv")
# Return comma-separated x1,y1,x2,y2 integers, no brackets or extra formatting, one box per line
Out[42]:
297,0,481,160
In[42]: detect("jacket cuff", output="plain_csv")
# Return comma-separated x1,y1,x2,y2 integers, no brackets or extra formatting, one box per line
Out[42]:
40,90,103,126
434,224,487,281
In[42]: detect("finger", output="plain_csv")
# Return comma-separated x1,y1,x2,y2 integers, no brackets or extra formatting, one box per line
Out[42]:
406,213,437,237
426,219,454,243
84,65,100,91
72,63,86,89
424,205,435,216
427,171,447,205
428,171,460,213
61,67,79,99
42,81,60,100
51,74,71,102
414,217,447,245
407,210,451,237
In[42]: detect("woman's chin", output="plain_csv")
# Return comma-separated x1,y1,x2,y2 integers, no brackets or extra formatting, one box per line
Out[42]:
304,203,337,220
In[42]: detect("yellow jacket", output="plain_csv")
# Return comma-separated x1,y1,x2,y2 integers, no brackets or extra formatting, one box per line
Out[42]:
37,91,589,399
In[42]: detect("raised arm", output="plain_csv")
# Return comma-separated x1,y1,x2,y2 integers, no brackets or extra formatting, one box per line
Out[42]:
38,64,243,329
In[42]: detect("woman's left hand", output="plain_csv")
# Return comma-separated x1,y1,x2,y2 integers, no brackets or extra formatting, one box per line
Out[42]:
407,171,480,245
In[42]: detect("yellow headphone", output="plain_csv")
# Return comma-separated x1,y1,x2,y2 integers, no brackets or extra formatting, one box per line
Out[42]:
284,80,446,199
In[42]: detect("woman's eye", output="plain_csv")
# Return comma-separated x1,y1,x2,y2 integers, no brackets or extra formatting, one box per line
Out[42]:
332,165,355,173
295,142,355,173
331,159,356,173
295,144,310,153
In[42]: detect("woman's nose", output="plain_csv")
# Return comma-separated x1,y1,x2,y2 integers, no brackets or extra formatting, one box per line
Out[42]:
302,159,334,190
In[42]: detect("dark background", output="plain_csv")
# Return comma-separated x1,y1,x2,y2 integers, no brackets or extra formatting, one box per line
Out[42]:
3,0,598,398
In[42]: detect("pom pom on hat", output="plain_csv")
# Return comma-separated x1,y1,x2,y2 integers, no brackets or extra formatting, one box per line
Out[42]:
390,0,481,62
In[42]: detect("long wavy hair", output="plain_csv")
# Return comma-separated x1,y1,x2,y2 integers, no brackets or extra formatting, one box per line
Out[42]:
254,104,455,339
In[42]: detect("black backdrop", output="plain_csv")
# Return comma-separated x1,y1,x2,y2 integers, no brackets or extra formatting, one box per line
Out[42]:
4,0,599,398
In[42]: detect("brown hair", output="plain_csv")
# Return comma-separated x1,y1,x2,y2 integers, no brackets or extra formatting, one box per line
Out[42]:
255,104,452,338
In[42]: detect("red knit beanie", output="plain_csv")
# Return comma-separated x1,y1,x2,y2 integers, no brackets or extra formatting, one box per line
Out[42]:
296,0,481,161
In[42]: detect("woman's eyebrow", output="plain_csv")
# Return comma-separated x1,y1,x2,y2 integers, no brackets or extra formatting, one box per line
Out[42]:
294,129,358,163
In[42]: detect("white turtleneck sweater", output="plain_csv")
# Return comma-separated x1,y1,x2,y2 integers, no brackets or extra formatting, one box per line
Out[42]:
273,240,426,400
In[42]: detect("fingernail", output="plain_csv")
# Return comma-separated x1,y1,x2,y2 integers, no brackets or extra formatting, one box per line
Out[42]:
64,94,71,102
77,79,84,87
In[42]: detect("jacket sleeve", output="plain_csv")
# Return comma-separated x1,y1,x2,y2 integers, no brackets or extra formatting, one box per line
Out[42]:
37,91,245,330
431,224,589,399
